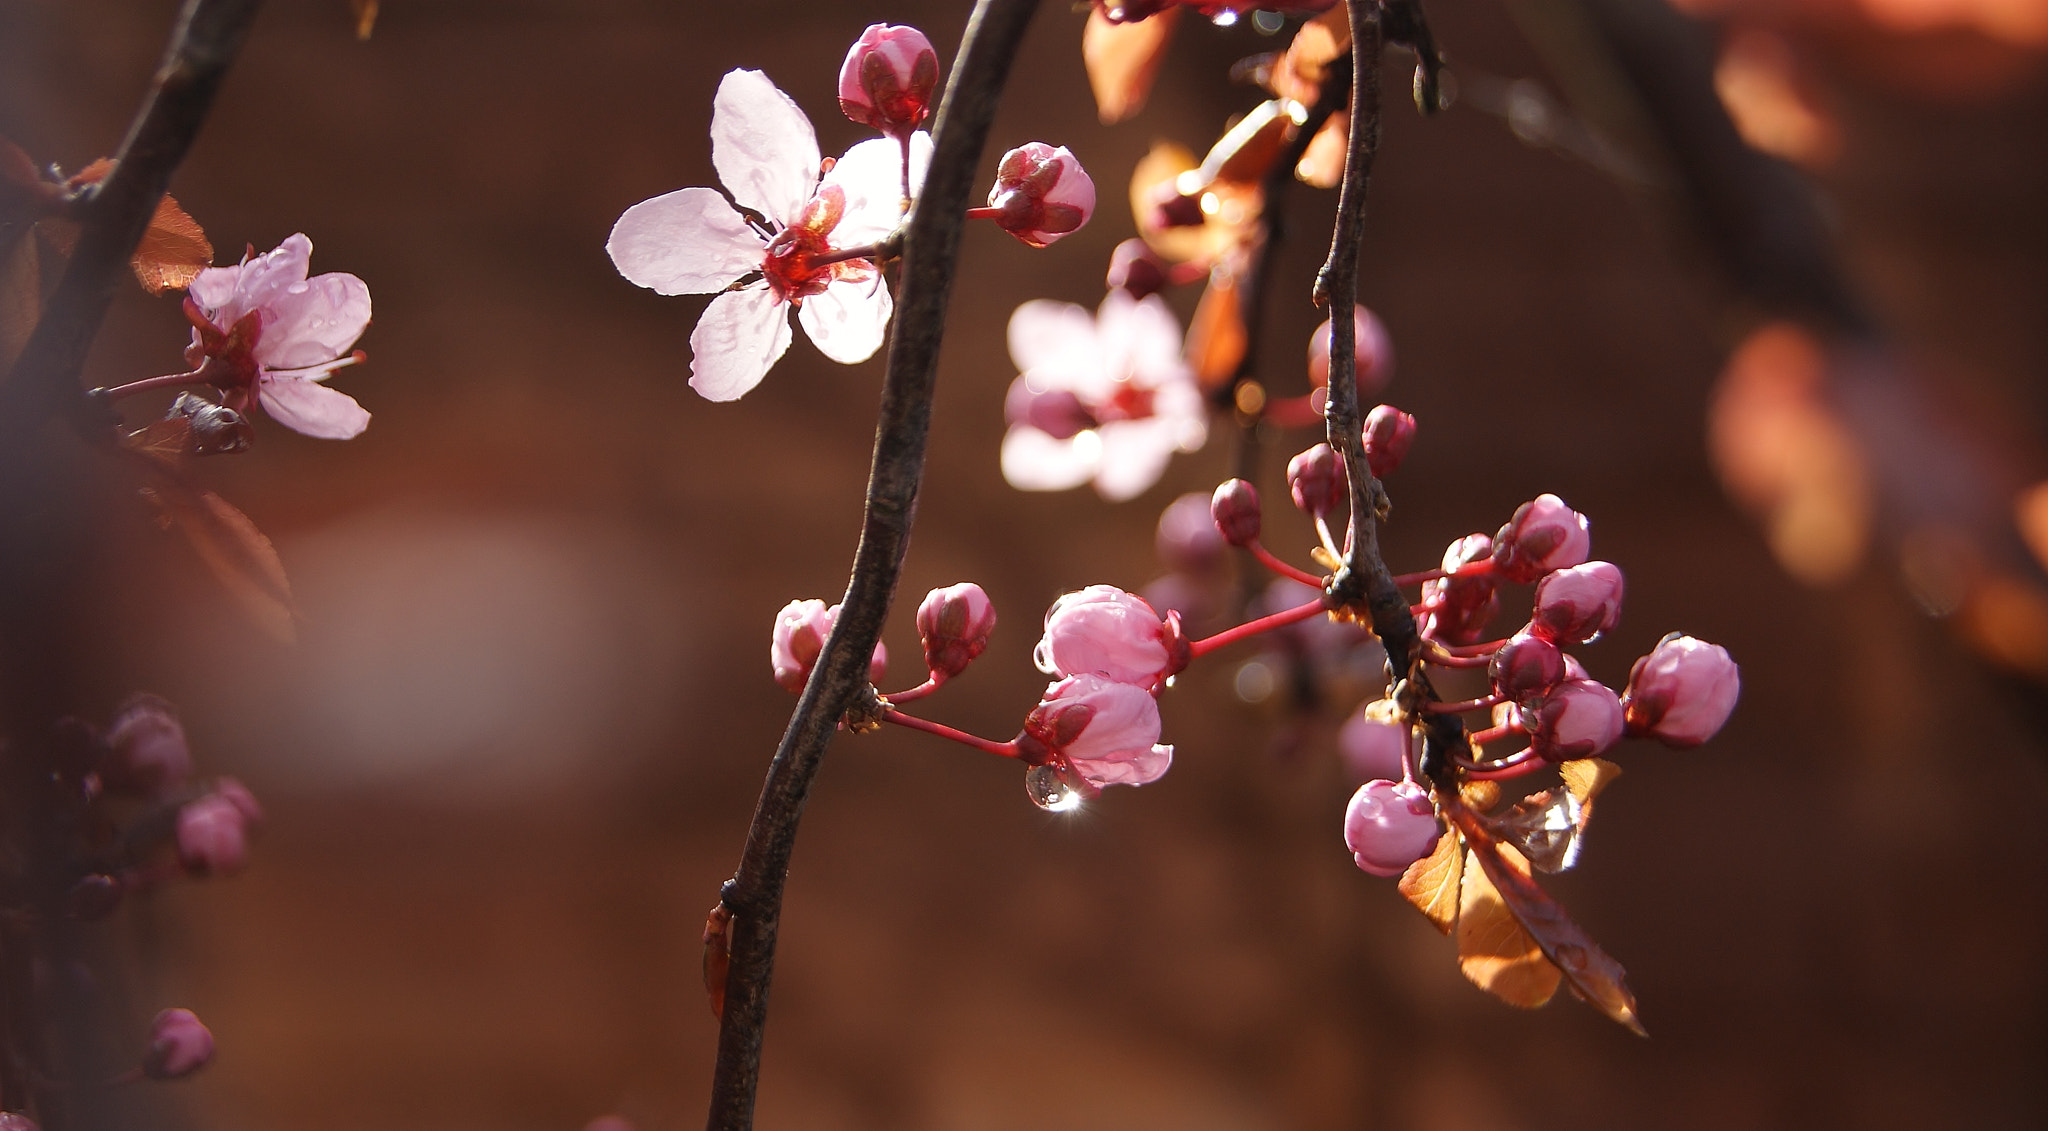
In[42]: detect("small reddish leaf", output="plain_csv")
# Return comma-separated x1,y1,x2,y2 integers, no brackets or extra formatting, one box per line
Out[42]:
1452,803,1647,1035
122,415,196,469
1184,264,1245,391
132,194,212,294
1559,757,1621,812
702,902,734,1020
350,0,380,40
1455,842,1562,1008
140,469,296,644
1398,828,1463,936
1083,5,1178,125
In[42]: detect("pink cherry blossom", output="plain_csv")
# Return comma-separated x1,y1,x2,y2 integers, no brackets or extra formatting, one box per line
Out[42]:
1493,494,1592,584
1287,443,1346,517
1023,674,1173,788
175,793,252,876
1489,631,1566,707
770,599,887,694
839,24,939,137
1307,305,1395,397
1531,560,1625,644
1210,478,1262,547
1621,633,1740,747
916,582,997,680
983,143,1096,248
183,234,372,440
144,1008,214,1080
1000,291,1207,501
607,69,932,401
1035,584,1175,687
1526,678,1625,761
1343,779,1440,877
1421,533,1501,646
1362,404,1416,480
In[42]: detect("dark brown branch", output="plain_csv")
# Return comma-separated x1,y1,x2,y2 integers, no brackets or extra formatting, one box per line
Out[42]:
0,0,263,439
703,3,1039,1127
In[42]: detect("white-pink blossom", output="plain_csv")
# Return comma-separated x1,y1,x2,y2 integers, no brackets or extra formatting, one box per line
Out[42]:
184,234,372,440
1035,584,1175,686
1343,779,1439,877
1024,674,1173,788
607,69,931,401
1526,678,1625,762
1622,633,1740,748
1000,291,1207,501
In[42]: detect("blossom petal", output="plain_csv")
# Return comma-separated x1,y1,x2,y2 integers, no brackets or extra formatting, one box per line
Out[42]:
258,376,371,440
711,69,820,226
189,233,313,327
1072,743,1173,787
254,271,372,370
1006,299,1099,379
1093,419,1177,502
607,187,764,295
1001,426,1100,493
822,132,934,247
797,275,891,364
689,286,792,401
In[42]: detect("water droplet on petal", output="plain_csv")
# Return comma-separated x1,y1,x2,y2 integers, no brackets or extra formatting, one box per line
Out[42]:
1025,763,1085,812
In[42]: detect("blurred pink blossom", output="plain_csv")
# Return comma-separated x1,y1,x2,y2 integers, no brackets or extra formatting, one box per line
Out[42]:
770,599,887,694
1001,292,1207,501
1024,674,1173,788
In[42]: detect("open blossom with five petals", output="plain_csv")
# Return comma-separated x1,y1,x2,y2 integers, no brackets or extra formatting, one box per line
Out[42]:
607,69,931,402
183,234,372,440
1001,291,1207,501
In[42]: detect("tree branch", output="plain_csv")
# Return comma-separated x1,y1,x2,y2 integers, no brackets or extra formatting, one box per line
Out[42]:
0,0,263,440
702,3,1039,1127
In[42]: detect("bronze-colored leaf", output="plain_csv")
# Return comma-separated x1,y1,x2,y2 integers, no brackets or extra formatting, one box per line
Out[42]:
1184,264,1245,390
122,415,195,469
1083,5,1177,125
1560,757,1621,811
1398,828,1463,936
131,193,212,294
140,468,296,644
1452,803,1647,1034
1203,99,1295,188
1295,111,1348,189
702,902,733,1020
1455,842,1562,1008
1,227,39,374
350,0,380,40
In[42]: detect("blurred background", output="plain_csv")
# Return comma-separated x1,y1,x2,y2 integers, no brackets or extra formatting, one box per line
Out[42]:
1,0,2045,1127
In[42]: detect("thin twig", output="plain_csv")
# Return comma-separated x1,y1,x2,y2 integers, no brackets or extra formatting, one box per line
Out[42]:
0,0,264,440
702,3,1039,1128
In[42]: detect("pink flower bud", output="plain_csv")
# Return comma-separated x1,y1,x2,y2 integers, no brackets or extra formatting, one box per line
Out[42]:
1421,534,1501,646
1621,633,1740,748
916,583,997,681
1361,404,1416,480
985,143,1095,249
1489,631,1565,706
1306,305,1394,396
1287,443,1347,518
1023,674,1172,788
1527,678,1624,762
1210,478,1262,547
838,24,939,137
1004,375,1094,440
212,776,265,827
102,694,191,797
144,1008,214,1080
770,600,886,694
1035,585,1174,686
1343,779,1439,877
1531,561,1625,644
175,793,251,876
1157,492,1227,575
1339,702,1409,783
1492,494,1592,584
0,1112,43,1131
1106,238,1172,299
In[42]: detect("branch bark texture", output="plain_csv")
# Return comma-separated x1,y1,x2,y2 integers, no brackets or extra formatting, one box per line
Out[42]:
703,2,1039,1127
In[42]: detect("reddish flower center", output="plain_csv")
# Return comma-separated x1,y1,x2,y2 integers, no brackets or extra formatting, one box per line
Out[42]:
760,185,871,303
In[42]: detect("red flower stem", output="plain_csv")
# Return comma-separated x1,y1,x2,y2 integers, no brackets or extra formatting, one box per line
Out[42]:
1188,598,1327,659
962,206,1002,221
1421,647,1490,669
880,676,941,705
1389,567,1444,587
809,240,894,269
1426,693,1504,716
1452,747,1547,780
1467,723,1518,747
1442,636,1510,656
705,4,1040,1127
95,369,208,400
881,708,1018,758
1247,540,1325,587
